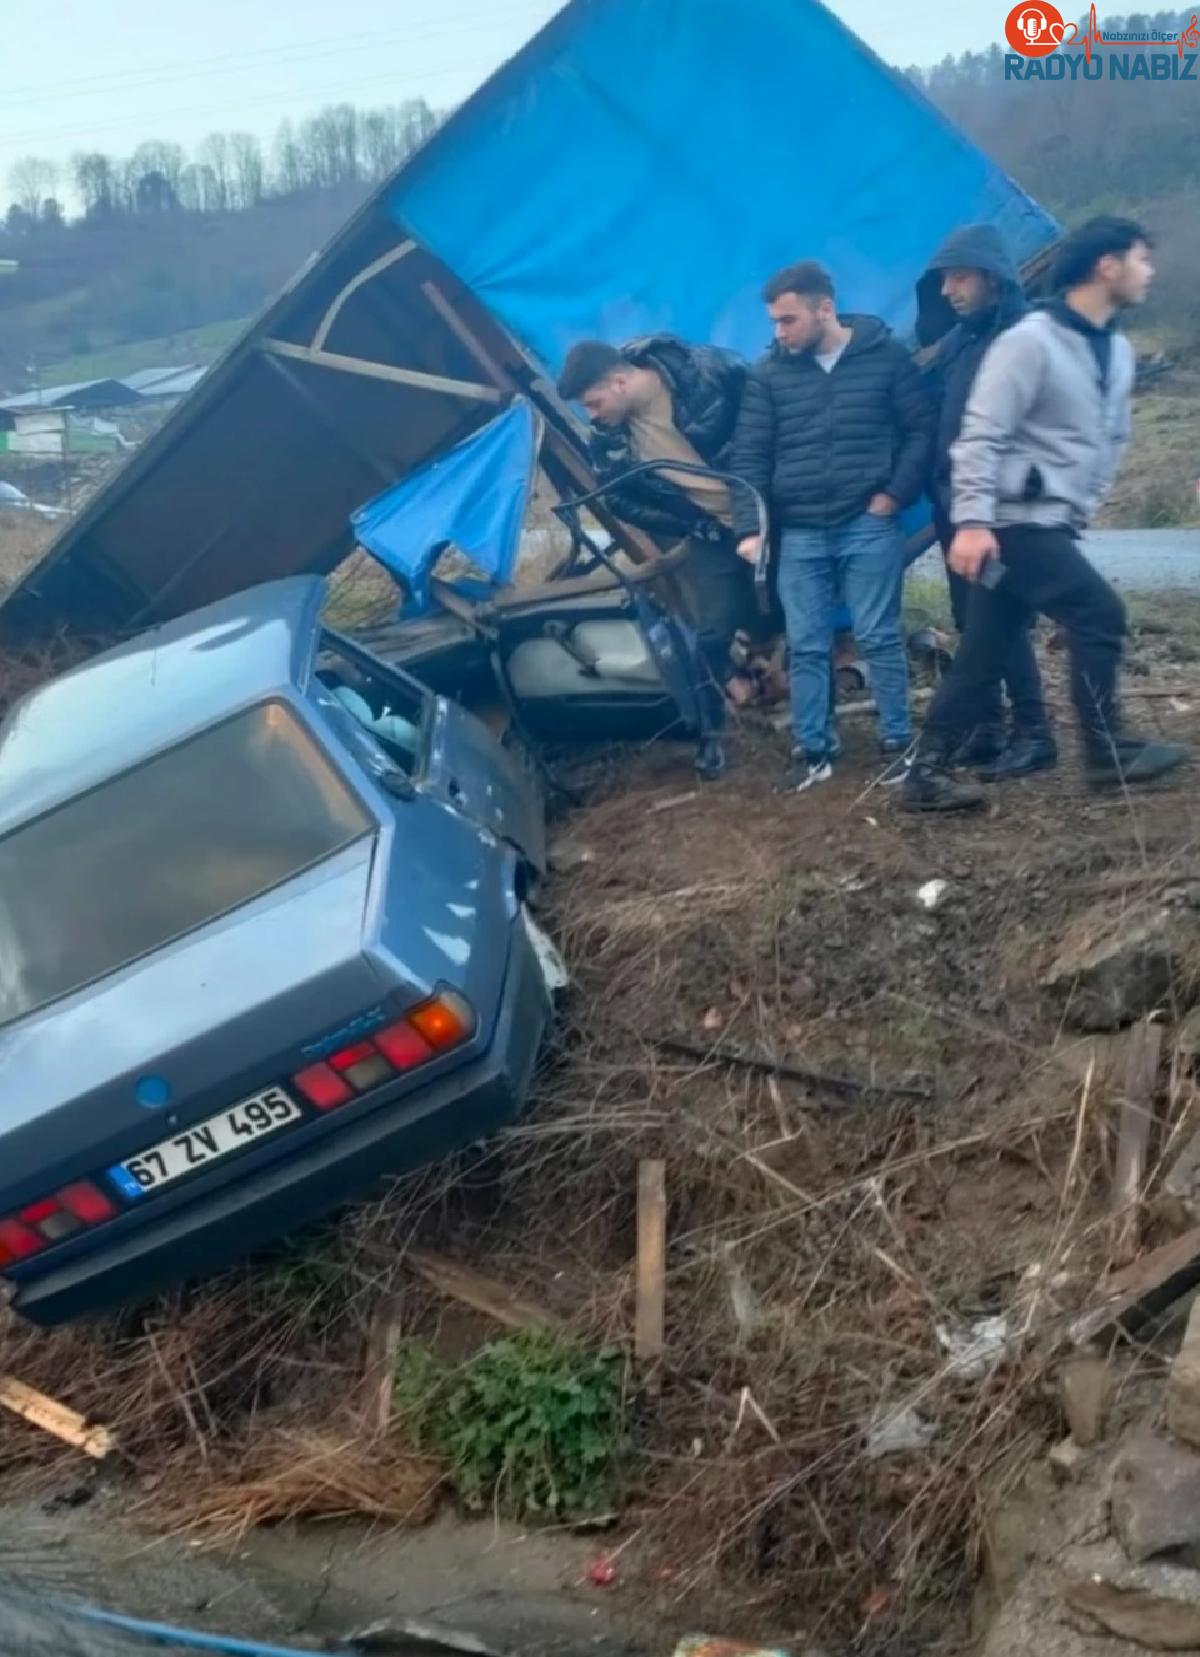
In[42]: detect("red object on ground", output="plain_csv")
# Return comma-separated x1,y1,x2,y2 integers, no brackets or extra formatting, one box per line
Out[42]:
586,1557,617,1587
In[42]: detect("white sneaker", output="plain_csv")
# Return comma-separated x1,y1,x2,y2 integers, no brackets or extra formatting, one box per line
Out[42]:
878,748,913,787
776,757,834,794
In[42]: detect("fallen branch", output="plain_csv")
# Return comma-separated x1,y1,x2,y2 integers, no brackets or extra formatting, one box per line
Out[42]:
657,1036,934,1102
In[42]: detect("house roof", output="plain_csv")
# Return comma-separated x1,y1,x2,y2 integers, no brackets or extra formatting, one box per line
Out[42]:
0,378,142,413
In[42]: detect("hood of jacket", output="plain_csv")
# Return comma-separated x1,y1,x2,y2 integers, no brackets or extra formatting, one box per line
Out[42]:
915,223,1024,347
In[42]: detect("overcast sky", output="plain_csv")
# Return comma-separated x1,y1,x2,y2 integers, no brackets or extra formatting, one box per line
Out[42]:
0,0,990,196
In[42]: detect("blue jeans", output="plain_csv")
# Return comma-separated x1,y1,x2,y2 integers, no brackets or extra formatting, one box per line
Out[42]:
778,513,911,757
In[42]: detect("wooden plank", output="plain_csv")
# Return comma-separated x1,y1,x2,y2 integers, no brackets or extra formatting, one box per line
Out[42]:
360,1290,404,1438
635,1160,667,1386
1072,1225,1200,1347
1112,1022,1165,1265
404,1250,563,1331
260,337,502,403
0,1374,114,1458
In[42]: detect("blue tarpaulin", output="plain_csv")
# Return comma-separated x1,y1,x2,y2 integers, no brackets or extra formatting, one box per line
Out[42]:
351,401,540,613
387,0,1058,373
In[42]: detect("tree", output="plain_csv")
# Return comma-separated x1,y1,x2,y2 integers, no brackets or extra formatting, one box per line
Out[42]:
72,151,119,219
4,203,36,237
178,162,222,213
7,156,60,217
130,141,186,201
229,132,265,209
272,119,306,195
197,133,233,211
135,171,179,214
40,198,65,230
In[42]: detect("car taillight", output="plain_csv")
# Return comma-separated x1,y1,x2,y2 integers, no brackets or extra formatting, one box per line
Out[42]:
0,1179,118,1270
291,991,476,1112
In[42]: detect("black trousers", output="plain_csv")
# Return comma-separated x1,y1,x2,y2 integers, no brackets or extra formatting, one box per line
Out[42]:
936,513,1049,738
676,535,756,733
921,525,1126,762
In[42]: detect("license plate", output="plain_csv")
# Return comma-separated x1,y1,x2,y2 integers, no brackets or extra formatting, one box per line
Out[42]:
108,1086,301,1200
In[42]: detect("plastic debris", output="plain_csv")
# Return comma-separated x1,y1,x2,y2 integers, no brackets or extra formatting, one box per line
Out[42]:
917,879,950,911
937,1314,1010,1380
586,1556,617,1587
866,1403,937,1458
673,1642,793,1657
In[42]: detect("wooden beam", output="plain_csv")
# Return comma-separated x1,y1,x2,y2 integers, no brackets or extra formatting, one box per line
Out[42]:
419,280,666,569
0,1374,114,1458
405,1250,563,1332
636,1160,667,1386
1112,1021,1164,1265
312,240,416,353
1072,1224,1200,1347
260,337,503,403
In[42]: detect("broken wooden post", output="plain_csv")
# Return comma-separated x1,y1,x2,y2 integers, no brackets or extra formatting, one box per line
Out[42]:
361,1290,404,1438
1111,1020,1164,1265
0,1374,114,1459
636,1160,666,1390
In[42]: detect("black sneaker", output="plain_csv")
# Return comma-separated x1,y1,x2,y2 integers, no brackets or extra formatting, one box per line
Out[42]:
956,728,1005,767
975,733,1058,782
775,751,834,794
694,737,728,782
901,760,986,812
1086,738,1188,790
879,739,913,787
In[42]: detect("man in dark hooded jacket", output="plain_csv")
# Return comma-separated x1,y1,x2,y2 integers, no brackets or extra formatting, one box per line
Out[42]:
917,223,1055,779
558,335,754,780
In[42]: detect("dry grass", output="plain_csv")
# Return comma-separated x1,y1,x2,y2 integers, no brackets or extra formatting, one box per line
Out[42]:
0,512,54,592
144,1427,441,1544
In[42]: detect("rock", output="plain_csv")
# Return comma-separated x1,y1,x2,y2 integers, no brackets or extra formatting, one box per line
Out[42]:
548,839,595,874
1161,1134,1200,1231
1049,1438,1087,1479
1062,1578,1200,1649
1177,1008,1200,1068
1112,1431,1200,1563
1167,1297,1200,1451
1043,906,1180,1032
1059,1358,1112,1448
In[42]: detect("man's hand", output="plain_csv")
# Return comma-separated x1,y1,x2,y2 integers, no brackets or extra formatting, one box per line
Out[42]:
736,535,762,565
948,525,1000,581
867,492,899,516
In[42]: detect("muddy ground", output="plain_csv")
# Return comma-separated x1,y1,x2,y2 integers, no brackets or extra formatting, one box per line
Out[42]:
2,592,1200,1657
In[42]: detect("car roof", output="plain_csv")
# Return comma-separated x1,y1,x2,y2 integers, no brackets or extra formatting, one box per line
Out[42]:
0,576,326,838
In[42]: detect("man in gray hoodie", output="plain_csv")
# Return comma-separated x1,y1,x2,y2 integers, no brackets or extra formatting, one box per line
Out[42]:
904,216,1187,810
917,223,1054,779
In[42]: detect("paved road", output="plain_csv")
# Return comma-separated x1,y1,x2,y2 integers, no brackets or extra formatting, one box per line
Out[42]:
912,527,1200,593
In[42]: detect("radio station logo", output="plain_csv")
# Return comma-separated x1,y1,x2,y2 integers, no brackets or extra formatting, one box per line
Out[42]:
1004,1,1200,74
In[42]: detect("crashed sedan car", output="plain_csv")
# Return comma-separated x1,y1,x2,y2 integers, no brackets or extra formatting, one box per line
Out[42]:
0,576,554,1325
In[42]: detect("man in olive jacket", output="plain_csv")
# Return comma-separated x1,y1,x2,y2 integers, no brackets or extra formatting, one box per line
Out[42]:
732,261,933,792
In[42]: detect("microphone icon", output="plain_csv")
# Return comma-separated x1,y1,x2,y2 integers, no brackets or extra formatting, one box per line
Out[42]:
1019,8,1047,39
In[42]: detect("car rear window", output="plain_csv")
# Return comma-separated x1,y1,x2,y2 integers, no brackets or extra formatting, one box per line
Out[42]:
0,701,372,1027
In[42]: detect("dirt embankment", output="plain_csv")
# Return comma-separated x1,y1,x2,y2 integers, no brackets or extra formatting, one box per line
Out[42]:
1,599,1199,1652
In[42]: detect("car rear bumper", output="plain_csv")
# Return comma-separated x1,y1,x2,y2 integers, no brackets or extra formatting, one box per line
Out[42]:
11,929,551,1326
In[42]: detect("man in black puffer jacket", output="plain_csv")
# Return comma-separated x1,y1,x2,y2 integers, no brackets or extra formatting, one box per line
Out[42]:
917,223,1054,779
732,261,933,793
558,335,754,780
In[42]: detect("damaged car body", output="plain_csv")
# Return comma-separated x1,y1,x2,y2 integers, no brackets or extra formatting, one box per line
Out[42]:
0,577,554,1325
